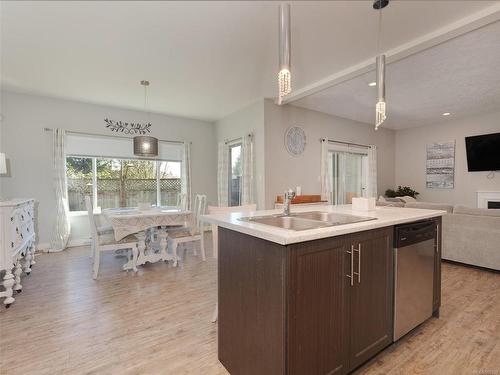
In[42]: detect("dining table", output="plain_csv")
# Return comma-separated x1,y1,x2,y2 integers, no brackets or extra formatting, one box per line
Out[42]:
102,206,192,271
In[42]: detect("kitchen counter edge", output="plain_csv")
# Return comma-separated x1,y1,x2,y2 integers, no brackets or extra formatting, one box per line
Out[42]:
201,205,446,245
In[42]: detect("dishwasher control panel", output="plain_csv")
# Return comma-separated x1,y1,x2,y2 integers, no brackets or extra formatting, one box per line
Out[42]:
394,220,436,248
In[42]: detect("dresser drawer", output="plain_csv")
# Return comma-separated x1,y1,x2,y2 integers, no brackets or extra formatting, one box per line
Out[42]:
5,202,36,256
0,198,37,307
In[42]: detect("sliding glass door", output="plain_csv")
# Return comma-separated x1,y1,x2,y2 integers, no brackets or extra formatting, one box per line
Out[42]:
330,150,368,205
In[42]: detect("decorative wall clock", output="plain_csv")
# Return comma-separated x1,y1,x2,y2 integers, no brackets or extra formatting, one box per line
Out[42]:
285,126,306,156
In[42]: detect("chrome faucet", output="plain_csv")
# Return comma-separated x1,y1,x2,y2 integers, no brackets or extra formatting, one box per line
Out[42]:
283,189,296,216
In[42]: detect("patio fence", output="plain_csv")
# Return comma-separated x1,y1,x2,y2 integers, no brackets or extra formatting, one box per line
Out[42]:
68,178,181,211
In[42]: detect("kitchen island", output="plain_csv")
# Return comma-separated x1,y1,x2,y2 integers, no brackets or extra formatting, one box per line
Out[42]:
202,205,445,375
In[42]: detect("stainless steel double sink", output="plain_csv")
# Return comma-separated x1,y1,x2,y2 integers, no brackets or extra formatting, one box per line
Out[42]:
238,211,376,231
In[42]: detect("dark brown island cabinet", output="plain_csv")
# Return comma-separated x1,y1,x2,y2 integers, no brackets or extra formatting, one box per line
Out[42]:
218,217,441,375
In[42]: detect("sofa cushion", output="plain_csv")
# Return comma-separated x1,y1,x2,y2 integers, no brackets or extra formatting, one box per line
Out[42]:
405,202,454,213
399,195,417,203
453,205,500,217
443,212,500,270
385,197,405,203
376,201,405,207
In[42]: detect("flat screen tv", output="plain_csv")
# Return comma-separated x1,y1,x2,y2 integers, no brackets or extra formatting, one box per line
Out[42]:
465,132,500,172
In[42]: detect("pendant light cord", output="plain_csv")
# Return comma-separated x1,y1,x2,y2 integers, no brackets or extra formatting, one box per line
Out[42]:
142,81,151,124
377,7,382,54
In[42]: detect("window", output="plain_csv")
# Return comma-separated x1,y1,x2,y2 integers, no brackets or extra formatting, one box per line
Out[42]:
228,143,242,206
158,161,182,206
329,150,368,205
66,156,181,211
96,158,157,209
66,156,94,211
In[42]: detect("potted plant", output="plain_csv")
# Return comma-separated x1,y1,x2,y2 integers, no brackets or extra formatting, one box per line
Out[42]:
385,186,419,199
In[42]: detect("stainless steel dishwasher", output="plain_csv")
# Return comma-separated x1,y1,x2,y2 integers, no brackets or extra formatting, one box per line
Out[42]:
393,220,436,341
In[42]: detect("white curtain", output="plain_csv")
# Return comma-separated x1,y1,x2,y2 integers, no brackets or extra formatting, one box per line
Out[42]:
337,152,347,204
366,145,378,198
181,142,192,210
50,128,70,252
320,140,332,203
241,135,254,205
217,142,229,207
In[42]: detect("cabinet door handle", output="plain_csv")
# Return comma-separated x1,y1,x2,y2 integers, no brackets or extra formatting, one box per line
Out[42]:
353,244,361,283
346,246,354,286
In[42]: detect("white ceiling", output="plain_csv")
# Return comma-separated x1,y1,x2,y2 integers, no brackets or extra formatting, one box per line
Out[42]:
1,1,498,122
292,20,500,129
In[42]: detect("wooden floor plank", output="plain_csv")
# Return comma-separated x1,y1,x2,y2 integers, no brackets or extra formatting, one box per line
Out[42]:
355,262,500,375
1,234,499,374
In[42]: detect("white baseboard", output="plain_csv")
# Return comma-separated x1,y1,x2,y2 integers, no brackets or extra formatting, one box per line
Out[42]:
36,238,90,253
68,238,91,248
36,242,50,253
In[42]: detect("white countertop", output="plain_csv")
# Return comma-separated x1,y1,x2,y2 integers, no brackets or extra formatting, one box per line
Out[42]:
201,204,446,245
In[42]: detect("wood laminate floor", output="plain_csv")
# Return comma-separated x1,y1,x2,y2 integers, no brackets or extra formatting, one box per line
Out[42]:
1,235,499,375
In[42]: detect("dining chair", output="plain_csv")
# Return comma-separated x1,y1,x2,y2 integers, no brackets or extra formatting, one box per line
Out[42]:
85,196,139,279
168,194,207,266
207,204,257,258
206,203,257,322
84,196,113,260
177,193,187,210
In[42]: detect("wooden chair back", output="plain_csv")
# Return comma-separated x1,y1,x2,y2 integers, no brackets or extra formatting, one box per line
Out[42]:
85,196,99,243
177,193,187,210
192,194,207,231
207,204,256,257
346,192,357,204
207,204,256,215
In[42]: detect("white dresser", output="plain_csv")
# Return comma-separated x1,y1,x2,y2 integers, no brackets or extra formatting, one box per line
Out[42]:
0,199,36,308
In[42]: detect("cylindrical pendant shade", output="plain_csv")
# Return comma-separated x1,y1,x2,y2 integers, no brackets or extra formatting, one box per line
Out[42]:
133,136,158,157
375,54,387,130
278,3,292,104
376,54,386,102
279,3,291,72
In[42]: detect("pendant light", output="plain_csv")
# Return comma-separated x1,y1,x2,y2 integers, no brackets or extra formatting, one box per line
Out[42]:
278,3,291,105
373,0,389,130
375,54,386,130
133,80,158,157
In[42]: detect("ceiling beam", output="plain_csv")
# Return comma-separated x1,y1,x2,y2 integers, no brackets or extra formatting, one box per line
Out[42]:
280,3,500,105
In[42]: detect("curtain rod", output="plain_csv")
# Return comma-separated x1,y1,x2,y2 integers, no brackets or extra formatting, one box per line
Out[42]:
225,133,253,145
320,138,371,149
43,127,190,145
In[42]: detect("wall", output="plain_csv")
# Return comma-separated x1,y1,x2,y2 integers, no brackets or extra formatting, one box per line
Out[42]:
0,91,217,248
0,94,3,199
395,110,500,207
215,99,266,209
264,100,396,208
215,100,396,209
8,90,492,247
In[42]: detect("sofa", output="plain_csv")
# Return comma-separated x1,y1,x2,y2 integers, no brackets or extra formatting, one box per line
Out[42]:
377,199,500,271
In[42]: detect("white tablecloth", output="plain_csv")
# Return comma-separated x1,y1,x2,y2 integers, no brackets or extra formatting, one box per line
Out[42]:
102,207,192,240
